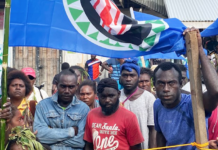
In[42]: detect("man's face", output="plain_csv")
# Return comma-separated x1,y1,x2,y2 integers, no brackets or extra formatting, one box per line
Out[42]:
155,68,181,108
8,79,26,99
138,73,151,92
79,85,96,107
57,74,78,103
91,55,96,60
98,87,120,115
120,69,139,91
181,71,187,86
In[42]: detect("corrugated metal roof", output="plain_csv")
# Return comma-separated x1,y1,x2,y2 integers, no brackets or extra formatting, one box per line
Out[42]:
131,0,167,16
164,0,218,22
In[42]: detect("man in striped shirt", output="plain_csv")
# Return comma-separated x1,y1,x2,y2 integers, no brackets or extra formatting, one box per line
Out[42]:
85,55,102,83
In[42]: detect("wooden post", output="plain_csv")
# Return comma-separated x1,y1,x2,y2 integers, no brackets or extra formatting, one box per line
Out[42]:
185,31,208,149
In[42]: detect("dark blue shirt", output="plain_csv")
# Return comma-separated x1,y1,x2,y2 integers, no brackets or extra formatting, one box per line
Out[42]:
154,94,209,150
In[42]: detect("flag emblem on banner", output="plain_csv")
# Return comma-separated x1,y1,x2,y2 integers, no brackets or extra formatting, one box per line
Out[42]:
63,0,169,51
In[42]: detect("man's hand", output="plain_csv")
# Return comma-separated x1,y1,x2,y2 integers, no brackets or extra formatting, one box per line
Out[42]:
209,138,218,149
183,27,202,48
73,126,78,136
99,72,102,76
0,99,12,122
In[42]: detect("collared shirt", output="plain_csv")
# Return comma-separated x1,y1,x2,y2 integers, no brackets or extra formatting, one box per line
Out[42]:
33,92,90,150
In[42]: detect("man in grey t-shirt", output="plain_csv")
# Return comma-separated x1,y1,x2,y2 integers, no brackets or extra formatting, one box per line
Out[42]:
119,59,156,149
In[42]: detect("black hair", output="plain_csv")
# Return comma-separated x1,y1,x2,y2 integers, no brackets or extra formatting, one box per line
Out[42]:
7,70,32,96
177,64,187,72
153,62,182,85
57,68,78,83
78,80,96,94
61,62,70,70
140,67,153,78
7,67,17,75
97,78,118,94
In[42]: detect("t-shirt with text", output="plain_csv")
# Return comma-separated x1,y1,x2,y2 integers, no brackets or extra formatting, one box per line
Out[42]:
84,106,144,150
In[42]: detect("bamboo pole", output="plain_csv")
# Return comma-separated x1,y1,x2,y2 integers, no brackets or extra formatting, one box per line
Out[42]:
0,0,11,148
185,31,208,149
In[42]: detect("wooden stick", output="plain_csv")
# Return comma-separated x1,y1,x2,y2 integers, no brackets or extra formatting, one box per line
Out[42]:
0,0,11,148
185,31,208,149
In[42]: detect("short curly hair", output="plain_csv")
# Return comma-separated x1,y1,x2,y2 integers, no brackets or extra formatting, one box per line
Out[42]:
7,70,32,97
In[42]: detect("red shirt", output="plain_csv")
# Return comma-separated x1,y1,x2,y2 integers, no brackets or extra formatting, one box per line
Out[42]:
84,106,144,150
209,107,218,140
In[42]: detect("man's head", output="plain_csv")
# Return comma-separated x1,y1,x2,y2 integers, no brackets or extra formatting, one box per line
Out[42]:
120,59,140,92
78,80,96,107
61,62,70,71
57,68,78,104
21,67,36,86
177,64,187,87
91,55,96,60
153,62,182,108
97,78,120,115
138,67,153,92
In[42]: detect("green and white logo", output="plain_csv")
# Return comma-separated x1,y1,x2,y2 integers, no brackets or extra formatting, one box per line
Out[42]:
63,0,169,51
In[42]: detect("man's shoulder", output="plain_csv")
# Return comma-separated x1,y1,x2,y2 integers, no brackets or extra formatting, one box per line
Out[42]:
181,93,192,102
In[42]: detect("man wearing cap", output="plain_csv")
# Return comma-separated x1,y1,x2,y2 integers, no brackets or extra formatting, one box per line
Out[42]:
84,78,144,150
119,58,156,149
21,67,48,102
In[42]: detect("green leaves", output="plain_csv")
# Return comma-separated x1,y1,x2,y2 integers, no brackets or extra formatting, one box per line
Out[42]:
5,126,45,150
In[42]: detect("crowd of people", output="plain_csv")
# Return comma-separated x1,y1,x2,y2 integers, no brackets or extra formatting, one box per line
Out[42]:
0,29,218,150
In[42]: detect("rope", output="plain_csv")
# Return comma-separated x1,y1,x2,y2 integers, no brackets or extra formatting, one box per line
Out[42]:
144,142,216,150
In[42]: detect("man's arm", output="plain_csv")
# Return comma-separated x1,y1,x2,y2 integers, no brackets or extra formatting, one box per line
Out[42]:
184,28,218,112
101,61,112,73
84,141,94,150
156,131,166,150
148,126,156,148
33,103,76,144
60,106,90,148
130,144,142,150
